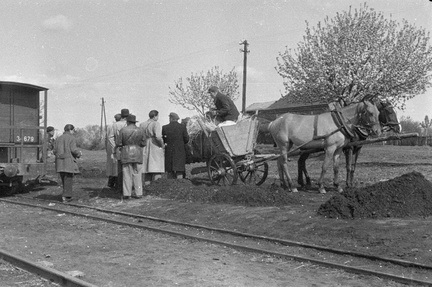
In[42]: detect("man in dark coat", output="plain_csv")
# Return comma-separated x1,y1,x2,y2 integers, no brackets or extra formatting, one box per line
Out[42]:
208,86,239,125
162,112,190,179
53,124,82,202
116,114,146,199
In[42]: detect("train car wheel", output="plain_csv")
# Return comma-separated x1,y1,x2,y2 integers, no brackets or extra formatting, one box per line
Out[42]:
0,181,23,196
1,186,17,196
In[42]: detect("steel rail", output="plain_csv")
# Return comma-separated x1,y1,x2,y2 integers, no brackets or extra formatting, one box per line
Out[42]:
13,195,432,270
0,248,98,287
3,197,432,286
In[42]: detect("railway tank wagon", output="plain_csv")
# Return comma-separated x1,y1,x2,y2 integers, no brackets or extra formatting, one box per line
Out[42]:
0,81,48,194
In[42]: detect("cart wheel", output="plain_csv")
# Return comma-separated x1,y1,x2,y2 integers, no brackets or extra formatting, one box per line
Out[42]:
208,153,238,186
238,161,269,186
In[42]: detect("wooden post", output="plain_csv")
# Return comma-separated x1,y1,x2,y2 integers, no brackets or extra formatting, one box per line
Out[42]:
240,40,249,114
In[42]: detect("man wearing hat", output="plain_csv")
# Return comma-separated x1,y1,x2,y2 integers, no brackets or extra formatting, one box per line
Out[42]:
105,113,122,188
207,86,239,126
53,124,82,202
116,114,146,199
162,112,190,179
109,108,129,192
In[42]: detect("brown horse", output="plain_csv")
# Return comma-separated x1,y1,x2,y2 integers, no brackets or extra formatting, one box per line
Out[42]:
297,100,400,189
268,100,382,193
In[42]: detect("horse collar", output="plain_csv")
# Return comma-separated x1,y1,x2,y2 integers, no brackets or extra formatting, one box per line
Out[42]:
330,110,356,139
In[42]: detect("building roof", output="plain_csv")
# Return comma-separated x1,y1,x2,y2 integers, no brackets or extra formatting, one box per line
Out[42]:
0,81,48,91
245,100,275,112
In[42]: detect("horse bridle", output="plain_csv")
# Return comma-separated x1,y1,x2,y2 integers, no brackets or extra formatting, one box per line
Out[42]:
354,101,380,136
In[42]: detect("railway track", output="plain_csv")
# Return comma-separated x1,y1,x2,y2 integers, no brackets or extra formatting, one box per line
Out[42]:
0,249,97,287
2,195,432,286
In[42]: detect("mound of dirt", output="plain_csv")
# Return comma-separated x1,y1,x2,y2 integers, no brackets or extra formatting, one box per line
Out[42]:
145,179,301,207
317,172,432,219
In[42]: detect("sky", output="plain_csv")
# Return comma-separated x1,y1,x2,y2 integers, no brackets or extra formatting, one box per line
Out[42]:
0,0,431,130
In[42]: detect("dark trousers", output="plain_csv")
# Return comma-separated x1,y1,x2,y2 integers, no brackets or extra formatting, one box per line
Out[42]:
59,172,74,198
117,161,123,193
108,176,117,188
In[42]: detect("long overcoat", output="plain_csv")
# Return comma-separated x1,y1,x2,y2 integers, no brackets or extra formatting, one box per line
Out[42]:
105,123,118,176
140,119,165,173
162,121,189,172
111,119,127,160
54,132,81,174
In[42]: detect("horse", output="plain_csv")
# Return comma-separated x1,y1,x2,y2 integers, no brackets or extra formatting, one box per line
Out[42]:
268,99,382,194
297,100,400,189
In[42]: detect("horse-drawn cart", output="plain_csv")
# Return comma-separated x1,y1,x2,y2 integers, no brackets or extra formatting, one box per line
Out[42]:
189,116,270,186
187,110,418,189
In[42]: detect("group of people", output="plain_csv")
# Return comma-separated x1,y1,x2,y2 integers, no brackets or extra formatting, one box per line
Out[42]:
105,109,190,199
52,86,239,202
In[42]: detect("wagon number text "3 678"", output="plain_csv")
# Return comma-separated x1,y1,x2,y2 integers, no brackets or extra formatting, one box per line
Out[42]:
16,136,35,142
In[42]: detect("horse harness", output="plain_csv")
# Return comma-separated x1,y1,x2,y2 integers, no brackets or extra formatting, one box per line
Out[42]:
311,104,371,143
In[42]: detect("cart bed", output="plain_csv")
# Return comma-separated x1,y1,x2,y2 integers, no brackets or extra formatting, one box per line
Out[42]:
210,117,259,157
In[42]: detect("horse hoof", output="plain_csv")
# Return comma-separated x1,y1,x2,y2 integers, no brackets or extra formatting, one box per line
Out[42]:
291,188,299,193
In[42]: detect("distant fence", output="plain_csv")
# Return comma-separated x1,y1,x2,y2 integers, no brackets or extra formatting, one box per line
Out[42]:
385,136,432,146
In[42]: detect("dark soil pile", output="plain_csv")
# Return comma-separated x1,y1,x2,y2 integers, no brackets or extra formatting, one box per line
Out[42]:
145,179,301,207
317,172,432,219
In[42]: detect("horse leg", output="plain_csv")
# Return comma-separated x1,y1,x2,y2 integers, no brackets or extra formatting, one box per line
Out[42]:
332,148,343,193
297,153,311,188
344,147,353,187
350,146,362,187
278,153,298,192
318,146,337,194
277,156,287,189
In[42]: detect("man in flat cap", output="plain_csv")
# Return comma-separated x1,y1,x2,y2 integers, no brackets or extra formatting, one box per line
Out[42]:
105,113,122,188
109,108,129,192
162,112,190,179
208,86,239,126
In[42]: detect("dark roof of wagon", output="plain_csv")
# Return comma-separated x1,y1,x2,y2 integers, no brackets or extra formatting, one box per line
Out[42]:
0,81,48,91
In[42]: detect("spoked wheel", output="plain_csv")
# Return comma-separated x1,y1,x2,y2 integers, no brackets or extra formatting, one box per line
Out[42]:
208,153,238,186
238,161,269,186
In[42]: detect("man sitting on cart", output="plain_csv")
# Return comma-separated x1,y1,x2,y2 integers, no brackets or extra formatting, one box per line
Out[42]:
208,86,239,127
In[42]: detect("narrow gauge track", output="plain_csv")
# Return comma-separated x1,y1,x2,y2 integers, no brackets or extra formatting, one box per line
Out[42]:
4,196,432,286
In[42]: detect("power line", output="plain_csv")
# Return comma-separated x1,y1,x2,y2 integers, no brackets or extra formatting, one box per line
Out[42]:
55,41,239,91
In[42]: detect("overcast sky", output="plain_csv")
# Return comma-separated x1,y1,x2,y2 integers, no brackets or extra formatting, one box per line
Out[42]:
0,0,431,129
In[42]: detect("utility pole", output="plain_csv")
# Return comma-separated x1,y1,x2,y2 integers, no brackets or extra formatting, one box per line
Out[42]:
239,40,249,114
100,97,107,137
